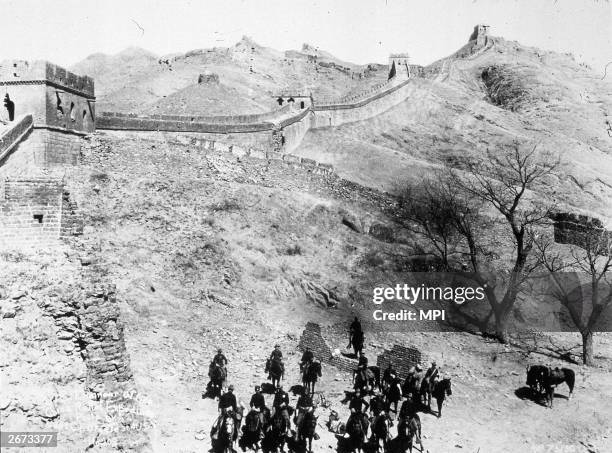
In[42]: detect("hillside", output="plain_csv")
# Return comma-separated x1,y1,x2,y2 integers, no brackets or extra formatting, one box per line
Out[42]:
293,37,612,221
71,38,388,115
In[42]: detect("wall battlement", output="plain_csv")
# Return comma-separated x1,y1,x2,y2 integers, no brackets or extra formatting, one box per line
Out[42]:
0,60,94,98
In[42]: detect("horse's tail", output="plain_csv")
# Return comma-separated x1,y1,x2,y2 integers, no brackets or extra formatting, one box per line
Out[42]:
563,368,576,393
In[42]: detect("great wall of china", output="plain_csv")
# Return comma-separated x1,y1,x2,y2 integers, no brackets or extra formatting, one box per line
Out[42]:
0,24,608,253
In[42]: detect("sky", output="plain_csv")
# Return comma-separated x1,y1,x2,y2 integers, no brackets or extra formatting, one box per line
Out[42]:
1,0,611,74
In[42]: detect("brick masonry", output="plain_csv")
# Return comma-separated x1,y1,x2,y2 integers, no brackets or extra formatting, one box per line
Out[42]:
376,345,425,380
298,322,425,376
551,212,611,254
0,177,83,247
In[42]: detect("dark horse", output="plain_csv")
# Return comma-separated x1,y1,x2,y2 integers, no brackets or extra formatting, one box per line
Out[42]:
369,413,392,453
344,414,368,453
266,358,284,389
353,367,376,394
212,412,237,453
431,378,452,418
295,409,318,453
240,408,268,452
262,410,289,453
209,362,227,399
302,361,322,396
526,365,548,396
543,367,575,408
402,373,421,405
351,329,364,358
392,414,423,453
419,376,437,411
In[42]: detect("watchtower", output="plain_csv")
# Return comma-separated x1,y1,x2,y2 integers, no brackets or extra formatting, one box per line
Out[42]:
388,54,410,80
0,60,95,133
469,24,490,47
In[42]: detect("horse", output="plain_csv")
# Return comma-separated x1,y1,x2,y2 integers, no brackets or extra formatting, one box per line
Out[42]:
526,365,548,396
353,367,376,394
402,373,421,405
386,379,403,414
351,330,364,357
543,367,575,408
431,378,452,418
239,408,267,452
209,362,227,399
345,413,368,453
262,410,289,453
302,361,322,396
212,411,237,453
419,377,436,411
266,358,284,389
395,414,423,453
369,413,392,453
296,409,318,453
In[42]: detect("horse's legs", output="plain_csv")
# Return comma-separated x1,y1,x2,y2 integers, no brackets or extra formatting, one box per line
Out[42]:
437,399,442,418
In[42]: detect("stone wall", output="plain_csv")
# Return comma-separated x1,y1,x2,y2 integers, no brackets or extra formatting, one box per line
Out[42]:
551,212,611,254
0,177,83,247
376,345,424,380
0,128,83,177
0,177,62,246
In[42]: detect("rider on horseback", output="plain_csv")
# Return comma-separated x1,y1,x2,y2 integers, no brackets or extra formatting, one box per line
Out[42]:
272,385,291,434
347,388,369,434
213,348,228,374
219,384,238,415
249,385,267,425
424,361,439,385
369,389,386,428
294,391,314,441
300,347,314,372
382,363,397,390
269,344,285,374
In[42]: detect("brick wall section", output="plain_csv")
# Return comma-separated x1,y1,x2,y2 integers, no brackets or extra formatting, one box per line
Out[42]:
297,322,359,373
0,177,83,247
376,345,424,380
0,129,83,177
551,212,611,254
0,177,62,246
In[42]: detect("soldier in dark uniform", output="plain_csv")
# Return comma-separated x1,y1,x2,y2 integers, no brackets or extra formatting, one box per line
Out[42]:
269,344,283,362
300,347,314,372
250,385,266,425
271,384,291,433
424,361,439,384
348,317,362,348
219,384,238,415
369,389,386,428
382,363,397,391
346,388,369,434
294,391,314,441
214,348,228,368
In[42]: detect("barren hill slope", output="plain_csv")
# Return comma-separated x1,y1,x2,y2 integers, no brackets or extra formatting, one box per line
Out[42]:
293,37,612,220
71,38,387,115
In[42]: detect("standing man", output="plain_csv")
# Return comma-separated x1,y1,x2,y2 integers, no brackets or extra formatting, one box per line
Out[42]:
348,317,362,348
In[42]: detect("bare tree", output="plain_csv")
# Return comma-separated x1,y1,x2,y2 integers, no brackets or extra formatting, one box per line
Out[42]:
535,226,612,366
398,143,559,343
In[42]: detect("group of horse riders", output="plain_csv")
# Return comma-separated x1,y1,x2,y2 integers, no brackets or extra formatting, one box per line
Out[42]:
210,343,320,447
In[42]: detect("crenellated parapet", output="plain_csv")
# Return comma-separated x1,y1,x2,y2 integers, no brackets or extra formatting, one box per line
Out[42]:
0,60,95,133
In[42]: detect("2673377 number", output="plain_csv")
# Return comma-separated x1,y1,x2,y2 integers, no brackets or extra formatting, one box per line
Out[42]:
0,432,58,447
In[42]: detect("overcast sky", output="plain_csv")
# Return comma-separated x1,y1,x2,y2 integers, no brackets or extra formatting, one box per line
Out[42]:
2,0,611,73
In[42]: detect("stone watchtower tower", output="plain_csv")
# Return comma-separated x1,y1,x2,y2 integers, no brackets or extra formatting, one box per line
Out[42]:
0,60,95,132
388,53,410,80
469,24,490,47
